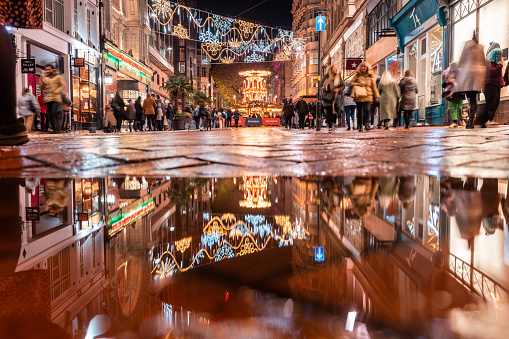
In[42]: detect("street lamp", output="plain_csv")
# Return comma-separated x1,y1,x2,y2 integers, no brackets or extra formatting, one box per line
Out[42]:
104,71,113,85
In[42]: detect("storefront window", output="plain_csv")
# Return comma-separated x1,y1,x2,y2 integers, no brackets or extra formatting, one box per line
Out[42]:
75,179,104,230
429,26,443,105
72,50,98,125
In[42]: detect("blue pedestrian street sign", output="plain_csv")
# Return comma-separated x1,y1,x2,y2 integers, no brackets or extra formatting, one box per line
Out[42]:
316,16,325,31
315,246,324,261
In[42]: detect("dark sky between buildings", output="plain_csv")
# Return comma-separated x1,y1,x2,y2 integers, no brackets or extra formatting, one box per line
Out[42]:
196,0,293,29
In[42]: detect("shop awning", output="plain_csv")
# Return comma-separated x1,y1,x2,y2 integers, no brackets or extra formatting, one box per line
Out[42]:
389,0,445,50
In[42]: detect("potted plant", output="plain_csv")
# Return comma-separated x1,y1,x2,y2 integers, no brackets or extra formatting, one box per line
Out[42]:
163,76,194,130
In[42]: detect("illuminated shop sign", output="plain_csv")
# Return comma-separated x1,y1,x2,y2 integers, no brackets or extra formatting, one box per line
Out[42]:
104,43,152,79
108,200,155,236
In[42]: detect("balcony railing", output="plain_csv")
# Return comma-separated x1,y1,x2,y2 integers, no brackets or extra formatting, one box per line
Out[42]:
448,253,508,301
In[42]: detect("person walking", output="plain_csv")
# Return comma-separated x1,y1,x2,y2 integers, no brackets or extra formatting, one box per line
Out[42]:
233,109,240,128
295,97,309,129
193,105,201,130
218,108,225,129
103,102,117,133
212,107,217,129
228,108,233,128
111,92,125,132
155,95,164,131
442,62,464,128
205,106,213,130
183,104,193,130
398,70,418,129
17,88,40,134
321,65,345,133
37,92,48,131
135,96,144,131
61,93,72,132
378,71,401,130
143,93,157,131
350,62,379,132
40,64,66,134
478,48,504,128
343,81,356,131
125,99,136,132
309,101,316,129
455,32,485,129
166,103,174,130
283,99,293,129
371,76,381,129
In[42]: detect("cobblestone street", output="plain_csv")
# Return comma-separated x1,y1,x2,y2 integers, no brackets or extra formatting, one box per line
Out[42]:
1,126,508,177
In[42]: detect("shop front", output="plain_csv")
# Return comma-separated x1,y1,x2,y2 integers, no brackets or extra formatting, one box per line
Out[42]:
390,0,447,125
449,0,509,122
103,43,152,105
71,50,100,130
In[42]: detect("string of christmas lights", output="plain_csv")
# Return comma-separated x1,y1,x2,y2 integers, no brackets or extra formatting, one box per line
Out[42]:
148,0,306,63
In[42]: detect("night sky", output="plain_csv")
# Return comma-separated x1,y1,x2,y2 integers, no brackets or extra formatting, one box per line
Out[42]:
196,0,293,29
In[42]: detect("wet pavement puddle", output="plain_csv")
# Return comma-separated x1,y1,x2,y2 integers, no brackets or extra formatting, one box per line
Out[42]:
1,175,508,338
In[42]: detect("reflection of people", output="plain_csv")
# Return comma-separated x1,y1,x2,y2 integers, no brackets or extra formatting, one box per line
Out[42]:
347,177,379,218
441,178,482,248
377,177,399,210
42,179,69,216
398,176,416,209
480,178,501,235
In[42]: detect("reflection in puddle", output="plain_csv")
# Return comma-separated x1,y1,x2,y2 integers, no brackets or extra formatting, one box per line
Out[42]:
1,175,508,338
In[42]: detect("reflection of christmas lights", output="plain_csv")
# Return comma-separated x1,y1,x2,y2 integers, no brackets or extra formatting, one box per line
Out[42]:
239,175,272,207
152,213,309,277
175,237,191,253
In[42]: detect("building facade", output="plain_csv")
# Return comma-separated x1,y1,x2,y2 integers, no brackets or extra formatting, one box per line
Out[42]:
291,0,321,100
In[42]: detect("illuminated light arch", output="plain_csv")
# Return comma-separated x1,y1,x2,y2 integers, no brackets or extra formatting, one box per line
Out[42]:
147,0,306,63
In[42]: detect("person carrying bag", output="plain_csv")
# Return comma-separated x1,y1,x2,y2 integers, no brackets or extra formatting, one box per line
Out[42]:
350,61,380,132
321,64,345,132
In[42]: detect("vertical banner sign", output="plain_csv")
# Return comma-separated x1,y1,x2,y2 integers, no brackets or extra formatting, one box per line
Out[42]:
316,16,325,32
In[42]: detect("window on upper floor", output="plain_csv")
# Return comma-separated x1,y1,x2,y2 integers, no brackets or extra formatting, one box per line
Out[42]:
367,0,398,48
45,0,64,32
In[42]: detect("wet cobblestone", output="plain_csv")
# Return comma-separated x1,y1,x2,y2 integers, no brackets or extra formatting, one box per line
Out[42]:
0,126,507,177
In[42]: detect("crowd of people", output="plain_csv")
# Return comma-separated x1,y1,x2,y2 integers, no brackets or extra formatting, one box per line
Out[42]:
282,33,508,133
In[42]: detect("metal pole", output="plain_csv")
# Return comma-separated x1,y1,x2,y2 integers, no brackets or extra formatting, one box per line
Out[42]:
316,30,322,131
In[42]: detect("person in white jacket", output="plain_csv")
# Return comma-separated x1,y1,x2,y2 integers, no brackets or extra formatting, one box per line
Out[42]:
17,88,40,134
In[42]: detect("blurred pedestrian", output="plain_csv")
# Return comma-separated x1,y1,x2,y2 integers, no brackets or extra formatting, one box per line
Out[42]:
156,95,163,131
218,107,225,129
295,97,309,129
38,92,48,131
135,96,144,131
103,102,117,133
351,62,379,132
193,105,201,130
398,70,418,129
321,65,345,133
371,75,381,129
283,99,293,129
212,107,217,129
343,81,356,130
205,106,213,130
456,32,485,129
166,102,174,130
125,98,136,132
309,101,316,129
378,71,400,130
234,109,240,128
17,88,40,134
442,61,464,128
478,48,504,128
41,64,66,134
111,92,125,132
61,93,72,132
143,93,157,131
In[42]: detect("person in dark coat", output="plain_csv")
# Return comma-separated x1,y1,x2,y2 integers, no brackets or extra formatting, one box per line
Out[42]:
233,109,240,128
283,99,294,129
308,101,316,129
398,70,418,129
125,99,136,132
478,48,504,128
112,92,126,132
455,33,485,129
134,96,144,131
166,103,174,130
295,97,309,129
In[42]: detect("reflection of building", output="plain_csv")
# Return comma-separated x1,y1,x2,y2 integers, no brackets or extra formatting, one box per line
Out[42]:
17,178,107,330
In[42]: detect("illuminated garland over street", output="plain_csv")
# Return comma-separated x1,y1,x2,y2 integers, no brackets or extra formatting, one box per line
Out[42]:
148,0,305,63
